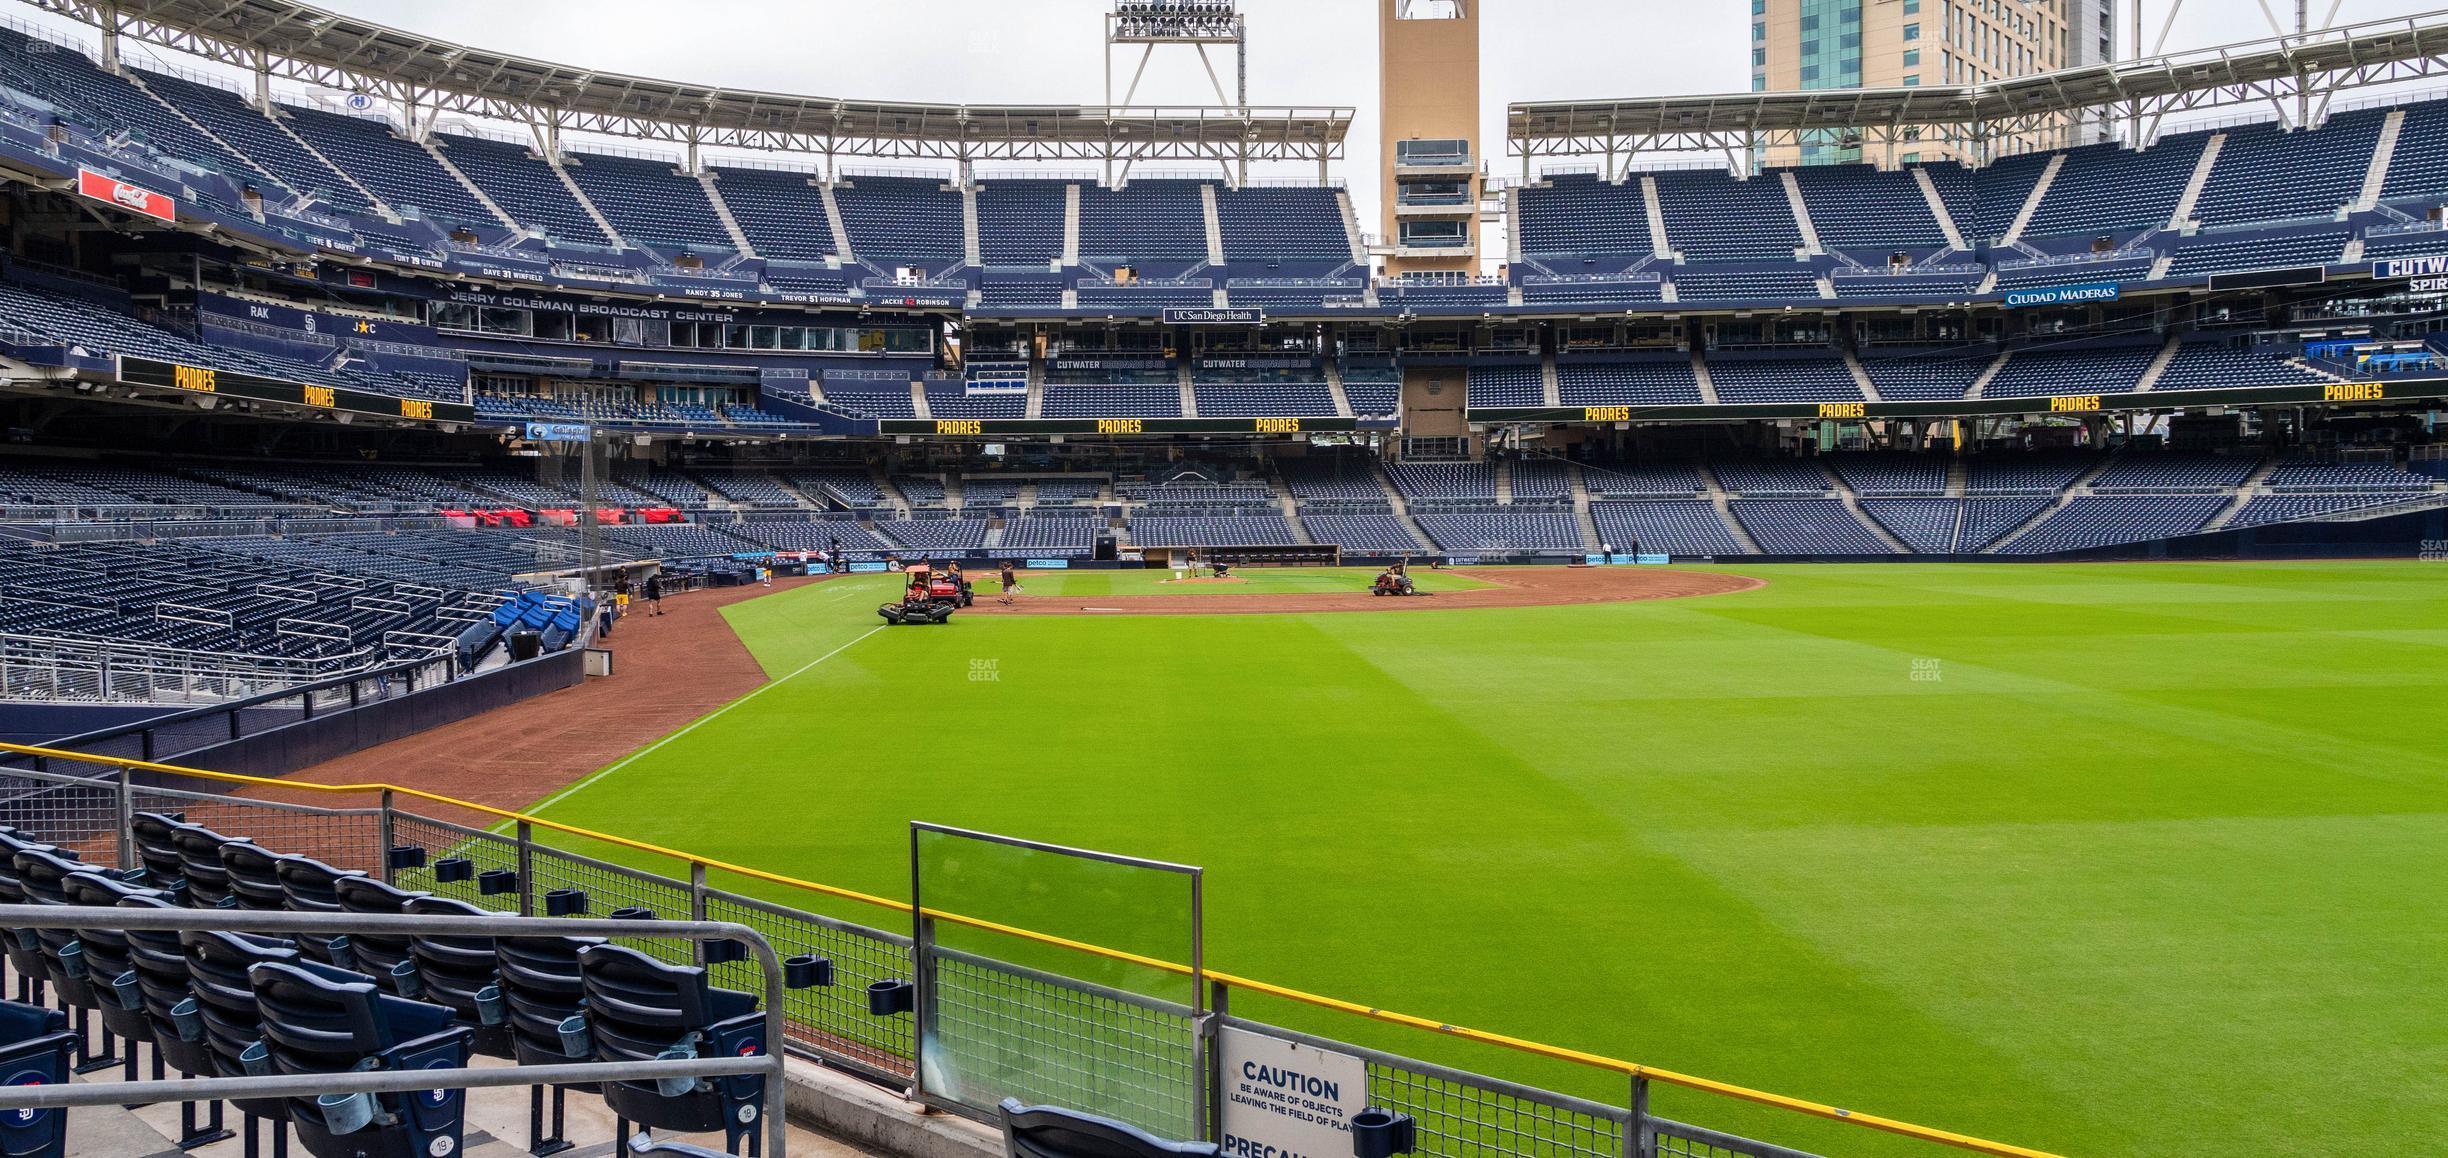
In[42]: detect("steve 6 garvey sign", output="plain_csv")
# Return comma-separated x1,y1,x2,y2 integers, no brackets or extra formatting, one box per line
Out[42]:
76,168,174,223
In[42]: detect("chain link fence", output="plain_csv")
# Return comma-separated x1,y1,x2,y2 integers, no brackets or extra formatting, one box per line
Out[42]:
0,764,1848,1158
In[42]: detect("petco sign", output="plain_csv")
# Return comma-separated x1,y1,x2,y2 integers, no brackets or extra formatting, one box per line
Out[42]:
76,168,174,223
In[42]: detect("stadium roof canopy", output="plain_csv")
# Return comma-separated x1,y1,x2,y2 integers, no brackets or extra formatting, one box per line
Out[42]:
19,0,1351,168
1510,8,2448,165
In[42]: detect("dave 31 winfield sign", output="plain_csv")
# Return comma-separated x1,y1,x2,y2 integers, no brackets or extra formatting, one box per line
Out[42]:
76,168,175,223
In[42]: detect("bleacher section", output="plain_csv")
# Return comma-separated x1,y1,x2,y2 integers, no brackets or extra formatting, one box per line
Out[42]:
564,151,735,252
833,174,963,264
1999,496,2228,554
977,179,1068,266
0,21,2445,322
1079,180,1208,263
1591,501,1742,555
1652,170,1803,261
1214,185,1352,262
710,166,834,261
1556,356,1703,406
1731,500,1895,554
1411,508,1585,554
1791,164,1952,251
439,133,610,245
1129,514,1297,546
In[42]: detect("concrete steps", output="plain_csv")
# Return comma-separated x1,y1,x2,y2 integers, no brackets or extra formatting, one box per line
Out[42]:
423,139,523,232
700,170,759,257
551,157,629,248
2002,154,2063,246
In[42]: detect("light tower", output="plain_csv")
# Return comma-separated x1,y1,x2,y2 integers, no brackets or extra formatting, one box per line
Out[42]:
1105,2,1249,183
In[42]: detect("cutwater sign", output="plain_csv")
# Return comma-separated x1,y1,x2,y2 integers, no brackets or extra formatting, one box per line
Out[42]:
524,422,592,443
2002,281,2121,308
2372,254,2448,291
1163,307,1265,325
1219,1028,1367,1158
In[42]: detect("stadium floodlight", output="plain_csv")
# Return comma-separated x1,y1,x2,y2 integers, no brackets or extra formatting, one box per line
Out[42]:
1105,0,1250,181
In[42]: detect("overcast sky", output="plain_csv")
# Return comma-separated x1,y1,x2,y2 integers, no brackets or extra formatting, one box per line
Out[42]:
20,0,2448,230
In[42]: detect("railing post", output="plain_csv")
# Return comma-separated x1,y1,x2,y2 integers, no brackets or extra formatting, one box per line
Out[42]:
689,861,709,967
515,821,536,917
907,829,930,1104
1205,980,1230,1144
1627,1073,1653,1158
376,790,396,884
113,763,133,873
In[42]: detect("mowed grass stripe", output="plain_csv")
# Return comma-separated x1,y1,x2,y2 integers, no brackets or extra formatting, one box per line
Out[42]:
526,563,2448,1157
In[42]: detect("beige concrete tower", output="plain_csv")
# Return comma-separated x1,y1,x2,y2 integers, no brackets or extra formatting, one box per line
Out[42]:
1378,0,1480,276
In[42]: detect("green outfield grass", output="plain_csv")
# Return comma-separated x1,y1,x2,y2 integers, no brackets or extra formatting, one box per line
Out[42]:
986,564,1492,596
526,562,2448,1156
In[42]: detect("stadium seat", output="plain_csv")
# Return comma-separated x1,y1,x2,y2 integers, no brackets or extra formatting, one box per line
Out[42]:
0,1000,75,1158
574,943,768,1156
120,893,237,1149
497,932,605,1154
249,960,473,1158
331,876,428,997
57,869,174,1079
183,928,309,1154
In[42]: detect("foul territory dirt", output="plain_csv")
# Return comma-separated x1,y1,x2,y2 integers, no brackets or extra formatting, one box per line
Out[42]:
248,575,829,823
974,565,1762,616
251,567,1757,819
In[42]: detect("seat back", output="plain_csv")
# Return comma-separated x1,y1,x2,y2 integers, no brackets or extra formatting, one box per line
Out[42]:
170,824,247,908
248,961,470,1158
493,933,599,1066
119,895,213,1075
575,942,718,1056
577,942,766,1146
273,854,365,967
128,811,188,892
273,855,362,913
402,897,512,1057
59,871,169,1032
0,833,66,978
180,929,300,1083
0,999,74,1158
13,848,99,1003
217,843,287,911
997,1100,1221,1158
332,876,426,992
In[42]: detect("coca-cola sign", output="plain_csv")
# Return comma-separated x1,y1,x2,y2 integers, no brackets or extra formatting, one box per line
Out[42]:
76,168,174,223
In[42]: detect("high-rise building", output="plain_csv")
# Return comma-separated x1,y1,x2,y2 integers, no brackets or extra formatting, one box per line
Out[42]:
1751,0,2117,167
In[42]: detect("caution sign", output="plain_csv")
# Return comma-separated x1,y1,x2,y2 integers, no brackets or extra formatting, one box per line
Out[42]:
1219,1028,1368,1158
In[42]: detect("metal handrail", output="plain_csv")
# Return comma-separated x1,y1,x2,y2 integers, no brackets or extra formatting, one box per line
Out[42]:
0,905,791,1157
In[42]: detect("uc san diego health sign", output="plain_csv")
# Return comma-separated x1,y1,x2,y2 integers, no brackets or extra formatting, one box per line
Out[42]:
1219,1027,1368,1158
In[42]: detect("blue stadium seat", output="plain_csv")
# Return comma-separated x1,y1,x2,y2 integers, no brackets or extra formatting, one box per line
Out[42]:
575,943,768,1156
249,959,474,1158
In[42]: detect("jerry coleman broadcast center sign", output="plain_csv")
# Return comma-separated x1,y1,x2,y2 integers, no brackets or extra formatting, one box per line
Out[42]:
1219,1028,1368,1158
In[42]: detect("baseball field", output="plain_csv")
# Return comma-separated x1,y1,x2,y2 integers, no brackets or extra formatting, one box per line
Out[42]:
523,561,2448,1157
